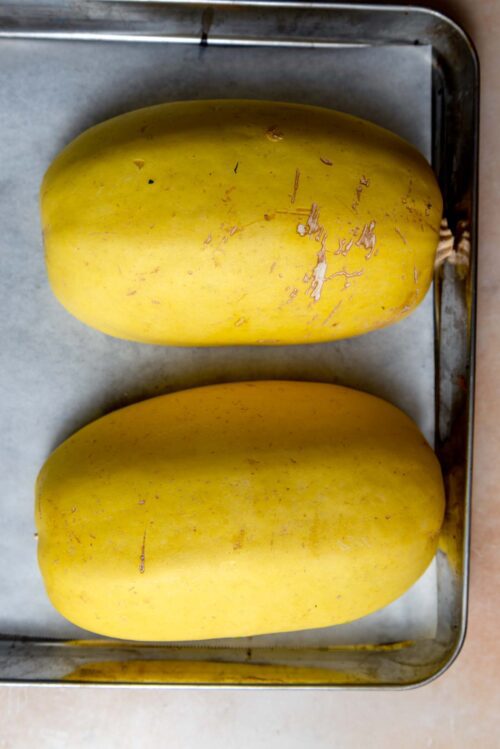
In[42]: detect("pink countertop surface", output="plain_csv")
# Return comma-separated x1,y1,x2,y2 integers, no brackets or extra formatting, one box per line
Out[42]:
1,1,498,747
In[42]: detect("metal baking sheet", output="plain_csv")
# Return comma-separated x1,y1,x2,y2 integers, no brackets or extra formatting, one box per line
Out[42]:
0,1,477,688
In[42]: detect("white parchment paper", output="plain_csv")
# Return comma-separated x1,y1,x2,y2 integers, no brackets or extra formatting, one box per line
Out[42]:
0,38,436,642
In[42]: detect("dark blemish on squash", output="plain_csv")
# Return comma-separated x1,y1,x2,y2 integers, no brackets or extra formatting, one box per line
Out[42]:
385,515,392,520
290,168,300,204
320,156,333,166
222,186,236,203
126,290,137,296
266,126,284,142
133,159,145,170
233,528,246,550
148,179,155,185
234,162,239,174
139,529,147,574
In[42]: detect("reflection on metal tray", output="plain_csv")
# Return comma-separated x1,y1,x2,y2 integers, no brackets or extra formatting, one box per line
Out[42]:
0,1,478,688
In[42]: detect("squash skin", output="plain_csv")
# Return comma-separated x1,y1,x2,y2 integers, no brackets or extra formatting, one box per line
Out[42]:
41,100,442,345
36,381,445,641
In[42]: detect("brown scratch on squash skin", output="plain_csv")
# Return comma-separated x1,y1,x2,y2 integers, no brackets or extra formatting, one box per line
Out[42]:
297,203,321,237
126,290,137,296
322,300,342,326
315,226,327,243
351,176,370,212
308,245,328,302
294,206,334,302
133,159,145,169
414,266,419,284
326,267,364,290
286,287,299,303
320,156,333,166
203,234,212,245
401,179,413,205
395,227,407,245
235,317,246,327
290,169,301,204
276,208,310,217
139,529,147,574
335,238,354,256
270,262,276,274
356,221,378,259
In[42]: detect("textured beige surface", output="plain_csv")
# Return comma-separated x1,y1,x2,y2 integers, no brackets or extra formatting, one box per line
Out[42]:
1,1,498,747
